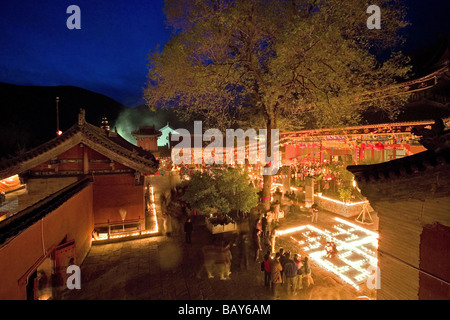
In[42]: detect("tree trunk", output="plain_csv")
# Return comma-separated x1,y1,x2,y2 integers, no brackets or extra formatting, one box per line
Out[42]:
262,174,272,211
261,112,276,211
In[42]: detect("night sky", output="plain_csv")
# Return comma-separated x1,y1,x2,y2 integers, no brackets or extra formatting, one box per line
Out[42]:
0,0,448,108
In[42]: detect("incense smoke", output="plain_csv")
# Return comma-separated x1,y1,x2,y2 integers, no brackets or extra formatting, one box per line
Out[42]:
112,105,166,145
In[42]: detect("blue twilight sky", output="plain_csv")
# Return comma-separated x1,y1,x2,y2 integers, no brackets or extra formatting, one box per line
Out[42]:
0,0,170,107
0,0,448,107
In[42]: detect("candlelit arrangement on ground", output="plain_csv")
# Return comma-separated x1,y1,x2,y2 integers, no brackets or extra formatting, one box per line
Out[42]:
275,217,378,290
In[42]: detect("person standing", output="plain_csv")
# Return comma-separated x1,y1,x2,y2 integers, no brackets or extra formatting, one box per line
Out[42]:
273,201,280,222
279,249,289,284
301,256,314,287
311,204,319,223
261,214,268,239
263,251,272,288
270,253,283,299
184,217,193,243
252,228,262,262
239,233,250,270
294,254,303,291
283,252,298,295
273,188,283,203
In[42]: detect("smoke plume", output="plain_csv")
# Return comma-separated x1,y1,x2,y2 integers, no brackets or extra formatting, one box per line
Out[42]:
112,105,166,144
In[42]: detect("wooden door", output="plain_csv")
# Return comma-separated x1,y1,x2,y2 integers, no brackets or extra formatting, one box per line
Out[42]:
53,240,76,294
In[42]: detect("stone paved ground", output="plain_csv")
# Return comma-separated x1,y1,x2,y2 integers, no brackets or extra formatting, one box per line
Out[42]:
60,206,378,300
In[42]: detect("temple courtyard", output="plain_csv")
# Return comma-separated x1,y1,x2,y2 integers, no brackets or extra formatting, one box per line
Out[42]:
59,205,378,300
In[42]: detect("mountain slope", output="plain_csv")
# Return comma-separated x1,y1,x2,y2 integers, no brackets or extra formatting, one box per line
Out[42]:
0,83,127,158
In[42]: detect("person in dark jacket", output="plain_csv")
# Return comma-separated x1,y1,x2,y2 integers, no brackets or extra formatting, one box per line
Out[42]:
184,218,193,243
282,252,298,295
279,249,288,284
239,233,250,270
261,214,268,239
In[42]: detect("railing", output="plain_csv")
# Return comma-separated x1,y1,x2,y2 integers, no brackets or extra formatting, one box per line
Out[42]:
93,217,144,240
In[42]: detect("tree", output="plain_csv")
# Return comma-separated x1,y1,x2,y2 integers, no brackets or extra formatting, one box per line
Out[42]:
145,0,411,209
181,167,258,217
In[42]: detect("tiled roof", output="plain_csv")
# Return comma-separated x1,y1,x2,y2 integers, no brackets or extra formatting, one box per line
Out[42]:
131,126,162,137
348,147,450,184
348,125,450,185
0,178,91,246
0,109,159,180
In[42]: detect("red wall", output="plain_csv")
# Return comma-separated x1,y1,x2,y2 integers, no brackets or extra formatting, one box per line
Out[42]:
28,145,133,174
0,183,94,300
92,174,144,225
285,145,299,161
419,223,450,300
137,139,158,152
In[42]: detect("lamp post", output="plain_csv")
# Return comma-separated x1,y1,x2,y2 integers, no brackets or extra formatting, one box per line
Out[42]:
56,97,62,136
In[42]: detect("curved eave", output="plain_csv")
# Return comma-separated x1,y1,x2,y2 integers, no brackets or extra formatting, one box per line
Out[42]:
0,126,82,180
347,148,450,184
0,123,159,180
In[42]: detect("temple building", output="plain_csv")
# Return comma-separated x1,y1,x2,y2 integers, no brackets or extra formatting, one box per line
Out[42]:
131,125,162,153
347,119,450,300
0,109,159,300
281,37,450,167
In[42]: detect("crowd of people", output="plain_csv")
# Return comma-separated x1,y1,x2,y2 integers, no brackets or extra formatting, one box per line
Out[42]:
246,203,315,299
261,248,314,299
172,184,316,299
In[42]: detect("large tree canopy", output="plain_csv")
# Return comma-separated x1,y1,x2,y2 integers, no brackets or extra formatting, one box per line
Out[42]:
145,0,411,209
145,0,410,131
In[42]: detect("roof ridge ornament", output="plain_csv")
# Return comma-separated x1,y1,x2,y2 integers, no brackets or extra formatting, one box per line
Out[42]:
78,108,86,126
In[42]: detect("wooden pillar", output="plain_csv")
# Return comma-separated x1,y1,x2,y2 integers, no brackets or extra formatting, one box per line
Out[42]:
319,145,324,164
305,177,314,208
359,144,365,163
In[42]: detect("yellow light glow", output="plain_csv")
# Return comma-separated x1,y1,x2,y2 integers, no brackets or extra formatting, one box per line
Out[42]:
92,184,159,242
317,194,369,206
0,174,22,193
275,218,378,291
149,186,159,233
